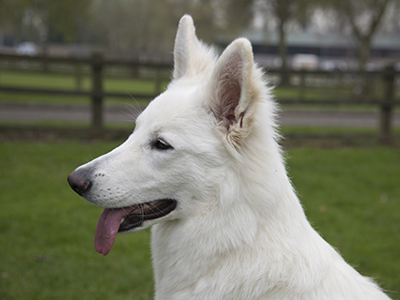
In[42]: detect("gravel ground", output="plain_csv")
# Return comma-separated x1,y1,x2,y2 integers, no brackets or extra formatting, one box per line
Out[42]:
1,103,399,128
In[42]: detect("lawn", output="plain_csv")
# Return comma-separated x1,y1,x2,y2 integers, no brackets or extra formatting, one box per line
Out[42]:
0,70,167,106
0,141,399,299
2,69,398,108
0,70,160,94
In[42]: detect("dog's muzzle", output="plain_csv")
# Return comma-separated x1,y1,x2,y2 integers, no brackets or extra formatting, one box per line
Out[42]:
67,169,178,256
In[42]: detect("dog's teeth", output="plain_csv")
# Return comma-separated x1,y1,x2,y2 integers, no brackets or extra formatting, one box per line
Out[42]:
132,206,142,213
143,204,151,211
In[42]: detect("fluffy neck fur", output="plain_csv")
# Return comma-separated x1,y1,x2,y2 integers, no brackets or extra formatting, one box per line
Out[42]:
150,109,386,299
150,68,388,300
150,16,389,299
150,88,324,298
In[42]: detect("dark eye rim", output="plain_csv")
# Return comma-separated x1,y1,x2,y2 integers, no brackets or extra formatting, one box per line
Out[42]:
152,138,173,150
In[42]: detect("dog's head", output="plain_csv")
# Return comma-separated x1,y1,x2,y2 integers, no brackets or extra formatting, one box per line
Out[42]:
68,15,275,255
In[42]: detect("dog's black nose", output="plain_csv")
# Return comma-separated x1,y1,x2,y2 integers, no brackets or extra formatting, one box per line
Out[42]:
67,172,92,196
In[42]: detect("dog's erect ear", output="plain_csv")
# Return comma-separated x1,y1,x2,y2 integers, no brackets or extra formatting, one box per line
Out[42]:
173,15,200,79
208,38,259,146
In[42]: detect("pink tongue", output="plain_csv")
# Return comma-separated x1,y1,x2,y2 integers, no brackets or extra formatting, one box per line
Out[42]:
94,207,133,256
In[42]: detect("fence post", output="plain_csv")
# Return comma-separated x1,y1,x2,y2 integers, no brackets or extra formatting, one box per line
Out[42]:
299,69,306,101
41,44,49,72
155,68,162,95
91,52,104,136
75,63,82,91
379,64,395,145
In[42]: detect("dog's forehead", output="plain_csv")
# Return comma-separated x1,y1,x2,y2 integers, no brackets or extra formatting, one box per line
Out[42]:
137,84,206,130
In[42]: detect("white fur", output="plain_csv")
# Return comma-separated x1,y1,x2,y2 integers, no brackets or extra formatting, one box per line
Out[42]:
73,15,391,300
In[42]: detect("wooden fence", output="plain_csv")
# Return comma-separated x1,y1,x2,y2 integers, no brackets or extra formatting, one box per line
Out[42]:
0,52,399,143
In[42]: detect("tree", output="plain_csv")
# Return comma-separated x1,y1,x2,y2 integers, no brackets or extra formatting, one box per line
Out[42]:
0,0,30,43
222,0,314,85
271,0,305,84
88,0,224,60
0,0,91,45
337,0,391,71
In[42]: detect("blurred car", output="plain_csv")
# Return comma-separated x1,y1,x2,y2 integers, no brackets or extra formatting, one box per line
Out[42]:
319,60,348,72
16,42,38,56
292,54,319,70
365,61,385,71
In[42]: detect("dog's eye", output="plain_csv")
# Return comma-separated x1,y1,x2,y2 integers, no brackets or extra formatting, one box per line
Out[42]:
153,139,173,150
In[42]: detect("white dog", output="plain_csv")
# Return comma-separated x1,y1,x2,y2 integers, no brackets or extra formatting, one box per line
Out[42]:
68,15,391,300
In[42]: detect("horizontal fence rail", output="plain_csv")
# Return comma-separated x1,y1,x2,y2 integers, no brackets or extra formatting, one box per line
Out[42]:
0,52,399,143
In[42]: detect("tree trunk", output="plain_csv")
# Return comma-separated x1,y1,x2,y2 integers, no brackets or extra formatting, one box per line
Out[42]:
358,37,370,71
355,37,372,98
278,16,289,86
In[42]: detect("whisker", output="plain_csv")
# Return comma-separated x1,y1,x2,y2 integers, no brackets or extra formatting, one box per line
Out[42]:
147,201,164,214
140,202,145,222
123,93,145,123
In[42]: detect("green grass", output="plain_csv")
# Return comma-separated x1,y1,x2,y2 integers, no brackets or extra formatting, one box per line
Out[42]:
0,142,154,300
269,125,392,137
1,69,398,108
0,70,162,93
1,143,399,299
287,148,400,298
0,70,168,106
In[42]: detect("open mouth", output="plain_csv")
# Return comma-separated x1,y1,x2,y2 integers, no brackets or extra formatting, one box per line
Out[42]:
119,199,177,232
95,199,177,256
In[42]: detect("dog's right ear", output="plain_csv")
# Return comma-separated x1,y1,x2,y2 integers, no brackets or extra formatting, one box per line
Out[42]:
208,38,260,149
173,15,200,79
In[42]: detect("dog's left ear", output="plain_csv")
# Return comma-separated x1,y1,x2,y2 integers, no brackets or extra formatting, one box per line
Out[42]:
173,15,200,79
208,38,259,146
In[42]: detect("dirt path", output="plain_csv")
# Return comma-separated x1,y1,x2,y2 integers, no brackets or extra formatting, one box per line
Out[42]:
1,103,400,128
